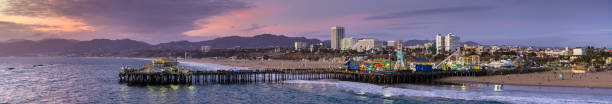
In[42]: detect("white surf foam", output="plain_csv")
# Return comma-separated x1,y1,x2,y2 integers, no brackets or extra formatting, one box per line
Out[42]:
284,80,339,85
284,80,612,104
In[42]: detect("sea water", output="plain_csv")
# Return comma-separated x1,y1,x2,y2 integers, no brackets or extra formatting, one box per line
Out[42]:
1,57,611,104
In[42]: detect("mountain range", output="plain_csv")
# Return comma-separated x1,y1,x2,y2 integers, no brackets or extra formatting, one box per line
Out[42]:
154,34,323,50
0,34,478,57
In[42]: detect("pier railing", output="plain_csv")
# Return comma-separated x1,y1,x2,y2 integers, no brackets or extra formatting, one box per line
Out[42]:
119,68,553,85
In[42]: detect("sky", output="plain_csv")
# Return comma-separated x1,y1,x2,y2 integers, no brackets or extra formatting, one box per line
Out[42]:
0,0,610,47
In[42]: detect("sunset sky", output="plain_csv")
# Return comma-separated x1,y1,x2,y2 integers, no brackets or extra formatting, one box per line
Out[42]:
0,0,610,47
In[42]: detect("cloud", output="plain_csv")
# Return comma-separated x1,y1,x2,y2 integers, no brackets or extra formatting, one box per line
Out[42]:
384,22,433,30
294,31,327,39
0,15,95,32
387,22,435,26
352,33,394,38
299,31,322,36
0,21,30,31
364,6,495,20
0,21,57,33
386,26,425,30
2,0,251,42
241,24,271,32
0,21,54,40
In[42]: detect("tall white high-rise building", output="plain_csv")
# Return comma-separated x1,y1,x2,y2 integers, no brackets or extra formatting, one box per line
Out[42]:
435,34,445,54
435,33,461,53
341,38,356,50
445,33,460,52
331,27,345,50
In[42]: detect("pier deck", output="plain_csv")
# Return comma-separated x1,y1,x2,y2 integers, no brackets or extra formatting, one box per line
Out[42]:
119,68,549,85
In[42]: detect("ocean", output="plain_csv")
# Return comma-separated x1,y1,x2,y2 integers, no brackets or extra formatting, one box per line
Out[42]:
1,57,611,104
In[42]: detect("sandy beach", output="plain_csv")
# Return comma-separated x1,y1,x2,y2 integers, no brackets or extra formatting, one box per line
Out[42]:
439,71,612,88
185,58,345,70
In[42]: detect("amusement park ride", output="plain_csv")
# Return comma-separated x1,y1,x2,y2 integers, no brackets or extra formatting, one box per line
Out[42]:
346,41,487,73
434,51,482,71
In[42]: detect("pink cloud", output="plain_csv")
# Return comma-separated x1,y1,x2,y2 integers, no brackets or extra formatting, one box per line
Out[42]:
183,4,418,39
184,7,279,37
231,11,255,19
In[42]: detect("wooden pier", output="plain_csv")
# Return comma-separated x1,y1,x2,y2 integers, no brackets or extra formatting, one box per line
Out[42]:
118,68,550,85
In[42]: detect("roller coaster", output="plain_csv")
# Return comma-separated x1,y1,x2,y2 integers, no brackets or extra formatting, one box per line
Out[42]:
434,51,483,71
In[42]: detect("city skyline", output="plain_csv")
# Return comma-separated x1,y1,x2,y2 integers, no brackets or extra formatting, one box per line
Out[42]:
0,0,611,47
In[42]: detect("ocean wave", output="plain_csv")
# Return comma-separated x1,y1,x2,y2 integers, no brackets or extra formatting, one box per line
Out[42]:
283,80,612,104
284,80,339,85
479,95,612,104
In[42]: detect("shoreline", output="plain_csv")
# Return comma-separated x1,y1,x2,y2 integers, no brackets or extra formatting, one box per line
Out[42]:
438,71,612,89
442,80,612,89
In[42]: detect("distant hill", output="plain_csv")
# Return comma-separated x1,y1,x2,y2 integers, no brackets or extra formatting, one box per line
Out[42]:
0,34,325,56
403,40,433,46
199,34,323,49
154,40,201,50
462,41,480,46
66,39,152,56
401,40,480,46
154,34,324,50
0,39,79,56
